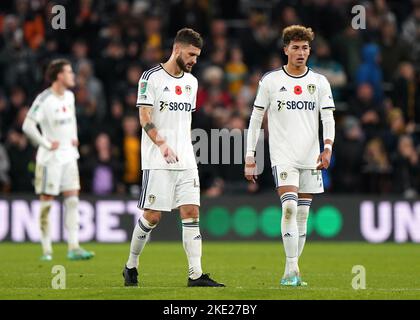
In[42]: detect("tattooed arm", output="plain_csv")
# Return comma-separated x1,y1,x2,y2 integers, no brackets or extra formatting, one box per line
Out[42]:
139,106,178,163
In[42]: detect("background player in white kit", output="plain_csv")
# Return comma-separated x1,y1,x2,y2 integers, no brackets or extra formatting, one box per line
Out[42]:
22,59,94,261
123,28,224,287
245,25,335,286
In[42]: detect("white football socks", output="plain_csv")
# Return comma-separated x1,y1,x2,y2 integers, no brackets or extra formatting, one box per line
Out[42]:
297,199,311,258
126,214,155,269
182,218,203,280
281,192,299,278
64,196,80,251
39,200,52,255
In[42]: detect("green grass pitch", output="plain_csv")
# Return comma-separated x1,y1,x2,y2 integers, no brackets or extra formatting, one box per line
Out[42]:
0,242,419,300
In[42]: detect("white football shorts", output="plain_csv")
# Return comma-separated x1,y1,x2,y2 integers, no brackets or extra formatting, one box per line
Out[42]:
272,165,324,194
35,160,80,195
137,168,200,212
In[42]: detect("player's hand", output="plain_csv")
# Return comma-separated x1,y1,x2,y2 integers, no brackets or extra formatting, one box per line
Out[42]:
50,141,60,150
316,149,331,170
244,156,258,183
72,139,79,147
159,143,179,164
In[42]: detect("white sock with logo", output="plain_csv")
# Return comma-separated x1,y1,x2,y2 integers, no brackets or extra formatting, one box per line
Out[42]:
39,200,53,255
297,199,312,258
126,213,156,269
281,192,299,278
182,218,203,280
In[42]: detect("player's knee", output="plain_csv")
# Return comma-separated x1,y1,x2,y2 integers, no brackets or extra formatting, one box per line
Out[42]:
143,210,161,226
180,205,199,220
40,194,54,201
63,190,79,198
146,216,161,226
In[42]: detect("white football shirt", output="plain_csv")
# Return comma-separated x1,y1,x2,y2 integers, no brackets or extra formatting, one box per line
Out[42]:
27,88,79,165
254,66,335,169
136,64,198,170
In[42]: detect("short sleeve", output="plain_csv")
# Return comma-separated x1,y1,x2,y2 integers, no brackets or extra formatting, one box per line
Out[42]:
27,94,45,123
253,78,270,110
136,74,155,108
319,76,335,110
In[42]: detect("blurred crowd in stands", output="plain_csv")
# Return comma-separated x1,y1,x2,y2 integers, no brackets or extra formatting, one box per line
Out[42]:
0,0,419,198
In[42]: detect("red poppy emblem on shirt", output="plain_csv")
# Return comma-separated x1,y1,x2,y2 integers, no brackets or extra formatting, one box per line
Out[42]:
175,85,182,95
294,85,302,95
62,106,67,112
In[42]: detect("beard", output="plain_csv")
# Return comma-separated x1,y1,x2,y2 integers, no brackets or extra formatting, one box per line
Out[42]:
176,55,192,73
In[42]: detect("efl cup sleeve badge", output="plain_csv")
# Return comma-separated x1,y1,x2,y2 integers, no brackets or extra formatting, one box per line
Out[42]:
294,85,302,95
307,84,316,95
140,81,147,94
175,85,182,95
185,85,192,96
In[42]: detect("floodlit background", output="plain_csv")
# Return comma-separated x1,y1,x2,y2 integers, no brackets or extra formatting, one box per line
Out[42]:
1,0,420,301
0,0,420,243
